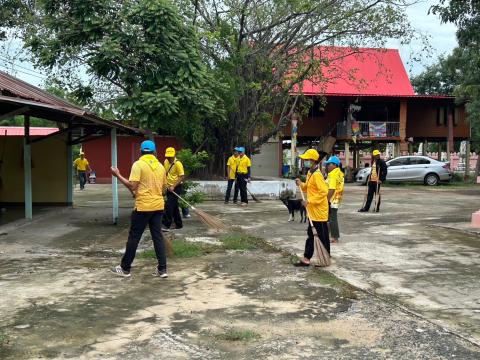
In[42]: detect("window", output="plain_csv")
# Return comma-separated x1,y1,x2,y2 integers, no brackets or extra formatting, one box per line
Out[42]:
389,158,409,166
409,157,430,165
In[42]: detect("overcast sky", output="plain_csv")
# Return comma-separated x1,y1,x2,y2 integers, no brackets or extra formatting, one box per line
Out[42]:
0,0,458,87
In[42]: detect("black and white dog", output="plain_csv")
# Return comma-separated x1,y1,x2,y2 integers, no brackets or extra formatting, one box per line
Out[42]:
280,194,307,222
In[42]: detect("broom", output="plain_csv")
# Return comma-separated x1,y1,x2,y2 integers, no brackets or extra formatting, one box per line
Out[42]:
171,190,229,231
242,178,261,203
298,186,330,267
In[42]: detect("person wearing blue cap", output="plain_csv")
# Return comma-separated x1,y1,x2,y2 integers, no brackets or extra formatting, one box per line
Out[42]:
110,140,169,278
325,155,344,243
225,148,240,204
233,147,251,206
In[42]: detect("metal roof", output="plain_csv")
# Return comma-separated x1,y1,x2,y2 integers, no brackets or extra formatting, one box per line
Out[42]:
296,47,418,97
0,71,142,135
0,126,59,136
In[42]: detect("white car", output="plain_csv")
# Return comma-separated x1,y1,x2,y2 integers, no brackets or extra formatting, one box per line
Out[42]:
356,156,453,186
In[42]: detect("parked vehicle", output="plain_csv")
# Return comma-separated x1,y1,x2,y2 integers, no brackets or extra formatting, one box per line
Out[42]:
355,156,452,186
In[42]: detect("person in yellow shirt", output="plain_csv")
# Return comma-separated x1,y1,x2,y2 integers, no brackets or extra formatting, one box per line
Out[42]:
325,156,344,243
294,149,330,267
110,140,169,278
225,148,239,204
233,147,251,206
163,147,185,230
73,152,91,190
358,149,387,212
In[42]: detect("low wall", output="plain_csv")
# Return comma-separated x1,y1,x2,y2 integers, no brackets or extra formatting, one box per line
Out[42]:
192,180,297,200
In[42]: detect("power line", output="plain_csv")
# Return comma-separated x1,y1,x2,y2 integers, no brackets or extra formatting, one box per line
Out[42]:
0,64,47,80
0,56,48,78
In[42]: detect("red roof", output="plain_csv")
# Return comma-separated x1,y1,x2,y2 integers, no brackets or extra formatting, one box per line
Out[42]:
0,126,59,136
297,47,415,97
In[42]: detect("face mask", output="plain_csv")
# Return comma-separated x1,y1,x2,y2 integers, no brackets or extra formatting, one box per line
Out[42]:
304,161,311,167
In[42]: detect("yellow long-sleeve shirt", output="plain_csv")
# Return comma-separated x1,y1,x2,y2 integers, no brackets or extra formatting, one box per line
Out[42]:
300,169,329,222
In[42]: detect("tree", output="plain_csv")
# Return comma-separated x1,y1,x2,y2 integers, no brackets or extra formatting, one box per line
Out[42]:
8,0,417,175
175,0,417,163
18,0,226,149
429,1,480,155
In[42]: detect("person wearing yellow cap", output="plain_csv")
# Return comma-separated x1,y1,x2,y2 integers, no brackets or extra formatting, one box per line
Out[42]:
163,147,185,230
110,140,169,278
73,152,91,190
294,149,330,267
358,149,387,212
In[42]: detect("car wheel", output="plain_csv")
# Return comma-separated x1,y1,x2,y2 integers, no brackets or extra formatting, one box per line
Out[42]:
424,173,439,186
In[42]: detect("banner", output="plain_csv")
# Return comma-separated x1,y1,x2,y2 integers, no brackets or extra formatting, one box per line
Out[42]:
369,122,387,138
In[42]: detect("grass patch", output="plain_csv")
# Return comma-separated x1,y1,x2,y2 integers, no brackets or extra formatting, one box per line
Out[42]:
307,270,359,299
138,239,216,259
0,333,9,348
219,232,263,250
215,329,260,342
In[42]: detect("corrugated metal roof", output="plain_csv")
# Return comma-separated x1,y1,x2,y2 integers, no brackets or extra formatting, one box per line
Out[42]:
295,47,416,97
0,126,59,136
315,93,455,100
0,71,143,135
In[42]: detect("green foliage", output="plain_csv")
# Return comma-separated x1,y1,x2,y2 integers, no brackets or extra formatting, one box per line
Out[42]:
219,233,262,251
214,329,260,342
176,149,209,177
139,239,216,258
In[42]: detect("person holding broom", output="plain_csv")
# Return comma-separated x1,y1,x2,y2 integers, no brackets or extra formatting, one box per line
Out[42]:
358,149,387,213
163,147,185,230
325,156,344,243
233,147,251,206
294,149,330,267
110,140,169,278
224,148,240,204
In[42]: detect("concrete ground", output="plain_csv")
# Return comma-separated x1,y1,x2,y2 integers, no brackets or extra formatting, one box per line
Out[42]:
0,183,479,359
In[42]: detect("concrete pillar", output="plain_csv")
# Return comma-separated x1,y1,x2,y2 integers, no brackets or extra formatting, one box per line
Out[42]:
111,128,119,225
23,115,32,219
438,142,441,160
291,116,298,176
423,140,428,156
399,101,408,155
465,141,471,181
67,129,73,205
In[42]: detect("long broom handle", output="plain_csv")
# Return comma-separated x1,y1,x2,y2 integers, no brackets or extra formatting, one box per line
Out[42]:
170,190,197,210
298,184,317,233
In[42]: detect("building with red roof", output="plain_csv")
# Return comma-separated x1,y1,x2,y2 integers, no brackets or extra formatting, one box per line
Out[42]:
253,47,468,178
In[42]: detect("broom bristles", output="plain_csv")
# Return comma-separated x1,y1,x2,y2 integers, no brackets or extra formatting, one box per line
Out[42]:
313,234,331,267
193,208,229,232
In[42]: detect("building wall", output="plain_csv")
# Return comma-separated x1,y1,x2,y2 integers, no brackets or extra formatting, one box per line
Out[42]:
251,139,281,178
406,102,469,139
83,135,181,183
0,135,68,204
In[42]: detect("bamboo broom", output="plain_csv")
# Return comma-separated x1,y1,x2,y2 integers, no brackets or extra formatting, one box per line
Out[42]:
171,191,229,232
298,186,330,267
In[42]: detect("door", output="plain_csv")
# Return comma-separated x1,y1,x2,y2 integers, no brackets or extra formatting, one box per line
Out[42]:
406,157,431,180
386,157,410,181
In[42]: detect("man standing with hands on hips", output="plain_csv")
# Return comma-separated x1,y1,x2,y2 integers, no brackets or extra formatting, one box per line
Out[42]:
358,149,387,213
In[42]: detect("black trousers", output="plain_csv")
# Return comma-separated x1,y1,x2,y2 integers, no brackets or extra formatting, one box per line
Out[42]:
235,174,248,204
304,221,330,260
363,181,381,211
225,179,237,203
78,171,87,189
121,210,166,272
163,186,183,229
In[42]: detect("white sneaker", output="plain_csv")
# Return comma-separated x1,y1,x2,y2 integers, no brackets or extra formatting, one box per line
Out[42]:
153,269,168,278
110,265,131,277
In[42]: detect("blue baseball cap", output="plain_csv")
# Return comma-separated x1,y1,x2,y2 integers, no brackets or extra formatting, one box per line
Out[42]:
140,140,156,152
235,146,245,153
325,156,340,166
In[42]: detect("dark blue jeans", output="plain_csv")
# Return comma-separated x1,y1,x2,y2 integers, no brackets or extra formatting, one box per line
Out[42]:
225,179,236,202
78,171,87,190
121,210,166,272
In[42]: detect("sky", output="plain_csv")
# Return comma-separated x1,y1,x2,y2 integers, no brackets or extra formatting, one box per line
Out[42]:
0,0,458,87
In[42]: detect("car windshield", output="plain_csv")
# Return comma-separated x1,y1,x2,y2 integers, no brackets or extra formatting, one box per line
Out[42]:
388,158,409,166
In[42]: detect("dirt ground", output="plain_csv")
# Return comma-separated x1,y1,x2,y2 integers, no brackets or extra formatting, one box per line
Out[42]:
1,184,480,359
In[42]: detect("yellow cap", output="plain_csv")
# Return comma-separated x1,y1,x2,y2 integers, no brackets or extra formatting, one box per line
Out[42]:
299,149,320,161
372,150,381,156
165,147,176,157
